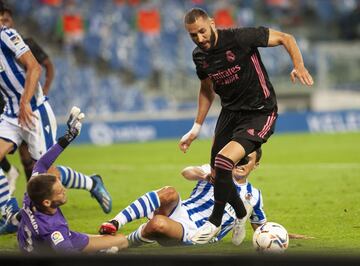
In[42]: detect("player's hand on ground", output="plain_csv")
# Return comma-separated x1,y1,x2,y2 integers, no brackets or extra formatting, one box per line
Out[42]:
19,101,37,129
64,106,85,143
290,65,314,87
99,220,119,235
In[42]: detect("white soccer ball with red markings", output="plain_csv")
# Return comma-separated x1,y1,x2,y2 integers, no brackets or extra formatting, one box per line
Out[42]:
252,222,289,253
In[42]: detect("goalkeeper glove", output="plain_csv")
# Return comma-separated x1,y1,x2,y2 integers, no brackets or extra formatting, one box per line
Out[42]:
58,106,85,148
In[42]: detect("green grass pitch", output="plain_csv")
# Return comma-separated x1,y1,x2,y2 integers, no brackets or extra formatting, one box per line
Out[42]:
1,132,360,255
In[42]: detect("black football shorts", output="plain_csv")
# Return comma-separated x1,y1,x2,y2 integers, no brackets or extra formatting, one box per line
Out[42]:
210,107,278,167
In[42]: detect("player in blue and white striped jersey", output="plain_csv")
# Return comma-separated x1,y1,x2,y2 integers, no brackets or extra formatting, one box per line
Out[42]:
0,10,112,233
0,4,55,186
0,17,58,225
99,149,266,246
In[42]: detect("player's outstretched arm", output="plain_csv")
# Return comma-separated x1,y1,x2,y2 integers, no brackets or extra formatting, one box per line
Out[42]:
267,29,314,87
32,107,85,175
181,165,214,183
179,78,215,153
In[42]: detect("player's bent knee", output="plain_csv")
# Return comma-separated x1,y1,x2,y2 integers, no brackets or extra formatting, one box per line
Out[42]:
147,215,170,234
158,186,179,204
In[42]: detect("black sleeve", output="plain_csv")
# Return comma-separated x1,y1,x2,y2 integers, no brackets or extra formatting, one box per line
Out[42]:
192,49,208,80
196,66,208,80
24,37,49,64
233,27,269,49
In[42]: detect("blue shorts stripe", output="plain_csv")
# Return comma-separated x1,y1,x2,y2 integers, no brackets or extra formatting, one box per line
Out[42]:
38,103,54,150
247,183,252,194
253,191,265,221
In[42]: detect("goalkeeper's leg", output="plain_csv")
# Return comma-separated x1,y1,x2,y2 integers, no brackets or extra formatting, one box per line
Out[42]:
48,166,112,213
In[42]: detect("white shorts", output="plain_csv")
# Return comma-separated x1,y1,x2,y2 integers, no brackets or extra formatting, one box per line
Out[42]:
168,197,201,244
0,101,57,160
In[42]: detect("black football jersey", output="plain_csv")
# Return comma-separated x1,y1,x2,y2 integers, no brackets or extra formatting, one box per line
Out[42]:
192,27,277,112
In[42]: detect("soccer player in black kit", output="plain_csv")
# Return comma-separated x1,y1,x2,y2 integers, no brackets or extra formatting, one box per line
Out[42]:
179,8,314,245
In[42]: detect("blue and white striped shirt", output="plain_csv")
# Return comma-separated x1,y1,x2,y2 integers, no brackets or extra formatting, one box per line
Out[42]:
0,26,44,118
182,164,266,241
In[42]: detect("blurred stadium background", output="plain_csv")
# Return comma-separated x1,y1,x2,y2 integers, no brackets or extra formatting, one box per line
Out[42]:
6,0,360,143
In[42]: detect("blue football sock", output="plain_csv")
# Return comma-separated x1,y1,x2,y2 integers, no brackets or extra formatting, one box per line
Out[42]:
114,191,160,227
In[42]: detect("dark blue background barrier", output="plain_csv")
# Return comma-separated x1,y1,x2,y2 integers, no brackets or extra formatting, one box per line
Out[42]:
58,110,360,145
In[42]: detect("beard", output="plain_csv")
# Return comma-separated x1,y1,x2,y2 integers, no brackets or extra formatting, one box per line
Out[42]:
196,27,216,51
209,27,216,49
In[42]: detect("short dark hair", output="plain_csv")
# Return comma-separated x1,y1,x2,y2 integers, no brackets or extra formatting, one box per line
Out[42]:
0,1,12,16
27,174,57,209
184,8,209,24
255,147,262,163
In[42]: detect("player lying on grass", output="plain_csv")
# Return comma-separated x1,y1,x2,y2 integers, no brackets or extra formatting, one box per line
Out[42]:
100,148,310,246
17,107,127,253
0,108,112,234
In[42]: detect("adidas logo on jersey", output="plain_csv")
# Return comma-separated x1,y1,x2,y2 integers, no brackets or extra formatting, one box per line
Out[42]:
247,129,255,136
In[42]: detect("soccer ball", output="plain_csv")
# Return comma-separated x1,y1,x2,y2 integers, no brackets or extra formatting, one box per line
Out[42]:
252,222,289,253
